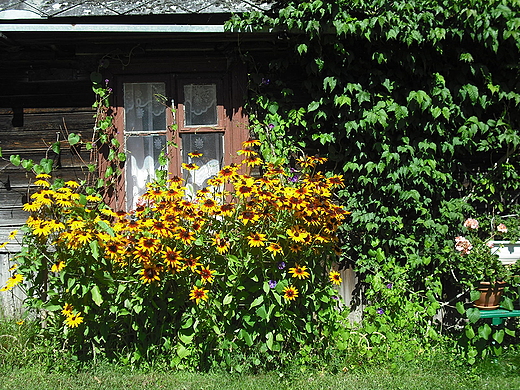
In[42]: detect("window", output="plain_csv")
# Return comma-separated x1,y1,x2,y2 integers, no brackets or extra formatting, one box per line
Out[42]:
123,82,168,210
116,71,245,211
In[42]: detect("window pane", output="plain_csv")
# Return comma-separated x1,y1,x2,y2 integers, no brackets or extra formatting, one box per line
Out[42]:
125,135,166,210
184,84,217,126
181,133,223,197
124,83,166,132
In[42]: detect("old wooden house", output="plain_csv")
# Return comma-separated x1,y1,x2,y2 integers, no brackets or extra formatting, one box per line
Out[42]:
0,0,277,314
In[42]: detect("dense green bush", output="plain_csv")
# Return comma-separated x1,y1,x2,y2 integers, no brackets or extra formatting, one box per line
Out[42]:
228,0,520,362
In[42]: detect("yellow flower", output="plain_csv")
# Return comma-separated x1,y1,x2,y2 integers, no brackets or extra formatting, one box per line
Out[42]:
140,265,162,283
212,234,230,254
35,173,51,179
0,274,23,291
182,163,199,171
51,261,66,272
286,226,310,243
289,264,310,280
197,266,216,284
189,286,209,304
8,230,18,240
329,270,342,285
64,312,84,328
266,242,283,256
61,303,74,316
34,179,51,187
22,202,42,212
65,180,81,188
283,285,299,301
247,232,267,247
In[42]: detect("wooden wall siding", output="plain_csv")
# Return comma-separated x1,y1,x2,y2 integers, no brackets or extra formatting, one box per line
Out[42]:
0,233,24,317
0,107,96,230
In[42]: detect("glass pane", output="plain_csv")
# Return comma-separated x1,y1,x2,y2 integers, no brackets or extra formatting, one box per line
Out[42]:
125,134,166,210
181,133,223,198
124,83,166,132
184,84,217,126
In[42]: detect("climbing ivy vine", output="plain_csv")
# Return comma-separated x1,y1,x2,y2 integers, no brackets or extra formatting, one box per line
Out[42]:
228,0,520,362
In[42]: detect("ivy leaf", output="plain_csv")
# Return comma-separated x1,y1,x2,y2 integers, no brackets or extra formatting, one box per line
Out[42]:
51,142,61,155
478,323,492,340
297,43,308,55
68,133,81,146
466,307,481,323
9,155,21,166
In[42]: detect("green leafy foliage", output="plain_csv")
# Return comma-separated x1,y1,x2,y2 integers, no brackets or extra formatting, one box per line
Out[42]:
229,0,520,363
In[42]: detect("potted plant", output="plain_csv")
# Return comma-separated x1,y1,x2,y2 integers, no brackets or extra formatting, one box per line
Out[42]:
454,218,511,309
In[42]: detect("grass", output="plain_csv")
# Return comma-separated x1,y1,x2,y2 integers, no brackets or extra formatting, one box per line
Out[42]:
0,319,520,390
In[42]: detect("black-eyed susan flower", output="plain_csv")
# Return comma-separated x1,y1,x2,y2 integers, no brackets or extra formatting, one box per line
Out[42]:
163,247,182,269
136,237,160,253
242,139,261,147
219,203,235,217
188,151,203,158
184,256,201,272
64,312,84,328
289,264,310,280
238,210,260,225
175,228,196,245
329,270,342,285
212,234,230,254
0,274,23,291
140,264,162,283
51,261,66,273
247,232,267,247
189,286,209,304
61,303,74,316
266,242,283,256
182,162,199,171
286,226,310,243
197,266,216,284
283,285,299,301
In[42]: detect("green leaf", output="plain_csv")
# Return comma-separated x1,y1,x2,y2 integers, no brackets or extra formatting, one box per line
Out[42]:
456,301,465,315
9,155,21,166
223,294,233,305
297,43,307,55
478,323,492,340
91,285,103,306
493,329,505,344
89,240,100,260
466,307,481,323
250,295,264,309
51,142,61,155
68,133,81,146
307,101,320,112
21,159,34,170
465,326,475,339
256,305,268,320
40,158,53,174
176,345,191,359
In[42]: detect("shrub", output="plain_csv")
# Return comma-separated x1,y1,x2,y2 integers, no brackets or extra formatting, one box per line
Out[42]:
2,143,349,368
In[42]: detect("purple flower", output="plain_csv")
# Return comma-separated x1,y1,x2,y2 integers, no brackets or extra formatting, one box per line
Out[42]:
107,87,113,93
268,280,277,289
288,175,300,183
376,308,384,315
386,283,393,289
332,295,339,301
268,123,275,129
104,79,109,84
278,261,286,270
261,78,270,85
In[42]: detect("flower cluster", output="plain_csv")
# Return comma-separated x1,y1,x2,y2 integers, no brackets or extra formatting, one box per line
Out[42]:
453,217,509,285
5,140,349,336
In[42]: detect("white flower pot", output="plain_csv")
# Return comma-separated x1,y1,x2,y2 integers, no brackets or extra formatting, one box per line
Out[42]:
491,241,520,265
